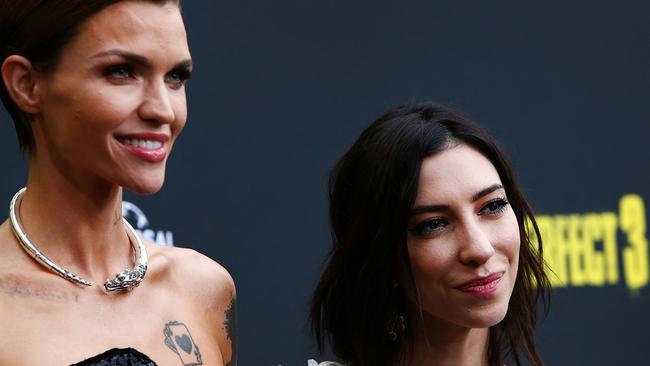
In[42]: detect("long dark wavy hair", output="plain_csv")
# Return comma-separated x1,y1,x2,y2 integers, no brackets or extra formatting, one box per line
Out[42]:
310,102,550,366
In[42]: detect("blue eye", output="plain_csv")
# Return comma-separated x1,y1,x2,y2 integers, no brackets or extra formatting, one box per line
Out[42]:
409,217,448,236
166,72,182,84
479,197,509,216
165,67,191,88
105,64,133,79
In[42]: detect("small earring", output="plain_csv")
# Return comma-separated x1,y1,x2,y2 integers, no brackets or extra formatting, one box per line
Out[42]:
387,314,406,341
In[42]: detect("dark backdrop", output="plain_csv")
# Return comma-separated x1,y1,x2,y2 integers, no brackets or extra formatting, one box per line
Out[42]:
2,1,649,364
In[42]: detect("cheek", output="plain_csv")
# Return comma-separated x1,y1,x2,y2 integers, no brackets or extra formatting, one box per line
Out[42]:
170,93,188,137
483,208,520,258
490,211,521,297
407,242,454,287
498,212,521,262
79,100,125,130
51,87,135,133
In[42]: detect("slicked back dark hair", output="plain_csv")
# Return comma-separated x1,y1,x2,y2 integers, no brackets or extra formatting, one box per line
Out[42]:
310,102,550,366
0,0,180,151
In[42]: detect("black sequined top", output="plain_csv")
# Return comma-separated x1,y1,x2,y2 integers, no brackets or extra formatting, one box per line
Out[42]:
70,348,157,366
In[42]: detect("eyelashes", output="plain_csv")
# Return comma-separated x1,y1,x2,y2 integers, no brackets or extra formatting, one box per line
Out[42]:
165,66,192,87
408,196,510,237
104,64,134,81
409,217,449,236
103,63,192,88
478,196,509,216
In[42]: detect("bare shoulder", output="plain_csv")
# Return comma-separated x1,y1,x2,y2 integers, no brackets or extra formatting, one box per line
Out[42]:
146,242,237,364
146,242,236,302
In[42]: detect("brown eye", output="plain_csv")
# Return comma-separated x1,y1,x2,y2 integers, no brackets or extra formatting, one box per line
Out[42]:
409,217,448,236
479,198,509,216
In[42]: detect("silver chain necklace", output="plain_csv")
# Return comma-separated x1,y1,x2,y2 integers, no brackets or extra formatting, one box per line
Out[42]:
8,187,148,292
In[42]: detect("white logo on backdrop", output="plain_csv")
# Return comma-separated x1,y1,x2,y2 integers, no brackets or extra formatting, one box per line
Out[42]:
122,201,174,247
307,361,346,366
278,361,347,366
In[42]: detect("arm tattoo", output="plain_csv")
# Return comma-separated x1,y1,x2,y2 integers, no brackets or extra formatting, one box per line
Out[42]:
224,296,237,366
163,320,203,365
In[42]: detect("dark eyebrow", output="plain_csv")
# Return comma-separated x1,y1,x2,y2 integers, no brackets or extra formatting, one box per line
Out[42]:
93,49,192,70
410,183,505,216
472,183,504,202
93,49,151,67
173,59,193,70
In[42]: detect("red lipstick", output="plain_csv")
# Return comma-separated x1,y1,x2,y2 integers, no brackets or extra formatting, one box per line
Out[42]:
455,272,503,298
115,133,170,163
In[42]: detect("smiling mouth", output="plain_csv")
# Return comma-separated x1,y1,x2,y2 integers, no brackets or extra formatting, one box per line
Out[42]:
455,272,504,298
117,137,163,149
115,135,168,163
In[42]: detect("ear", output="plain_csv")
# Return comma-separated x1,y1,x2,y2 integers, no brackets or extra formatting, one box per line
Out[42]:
1,55,42,114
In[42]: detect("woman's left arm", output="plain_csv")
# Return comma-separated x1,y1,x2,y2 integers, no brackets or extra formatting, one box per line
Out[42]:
184,250,237,366
220,280,237,366
208,263,237,366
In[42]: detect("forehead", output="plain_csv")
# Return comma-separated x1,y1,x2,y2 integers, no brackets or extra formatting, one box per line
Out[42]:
416,144,502,202
68,1,189,59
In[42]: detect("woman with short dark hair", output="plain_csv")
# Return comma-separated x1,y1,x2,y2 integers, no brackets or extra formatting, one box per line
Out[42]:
0,1,236,364
310,102,550,366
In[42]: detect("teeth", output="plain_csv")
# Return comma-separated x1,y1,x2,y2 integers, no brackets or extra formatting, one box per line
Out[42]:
119,138,163,149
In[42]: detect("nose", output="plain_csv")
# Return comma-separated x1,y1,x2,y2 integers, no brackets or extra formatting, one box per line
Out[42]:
458,219,495,265
137,80,175,125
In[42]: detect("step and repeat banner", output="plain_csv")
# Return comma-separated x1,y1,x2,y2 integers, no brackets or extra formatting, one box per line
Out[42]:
1,0,648,364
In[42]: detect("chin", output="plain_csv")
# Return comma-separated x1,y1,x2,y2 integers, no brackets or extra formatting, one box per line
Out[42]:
129,186,163,196
124,178,165,195
461,303,510,329
120,166,167,195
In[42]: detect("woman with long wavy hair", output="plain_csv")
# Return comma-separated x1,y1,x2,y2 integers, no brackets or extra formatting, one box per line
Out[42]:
311,102,550,366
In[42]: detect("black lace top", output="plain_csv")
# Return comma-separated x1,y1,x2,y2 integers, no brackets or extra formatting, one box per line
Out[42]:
70,348,157,366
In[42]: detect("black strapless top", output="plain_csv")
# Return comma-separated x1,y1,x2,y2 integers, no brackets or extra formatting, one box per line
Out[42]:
71,348,157,366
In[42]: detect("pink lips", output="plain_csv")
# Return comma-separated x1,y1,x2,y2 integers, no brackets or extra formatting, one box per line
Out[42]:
455,272,503,298
116,133,170,163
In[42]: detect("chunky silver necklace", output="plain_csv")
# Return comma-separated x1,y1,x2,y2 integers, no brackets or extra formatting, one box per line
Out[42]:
8,187,148,293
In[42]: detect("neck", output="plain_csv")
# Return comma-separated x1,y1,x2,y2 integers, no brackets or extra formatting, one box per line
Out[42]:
13,152,133,286
410,312,490,366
